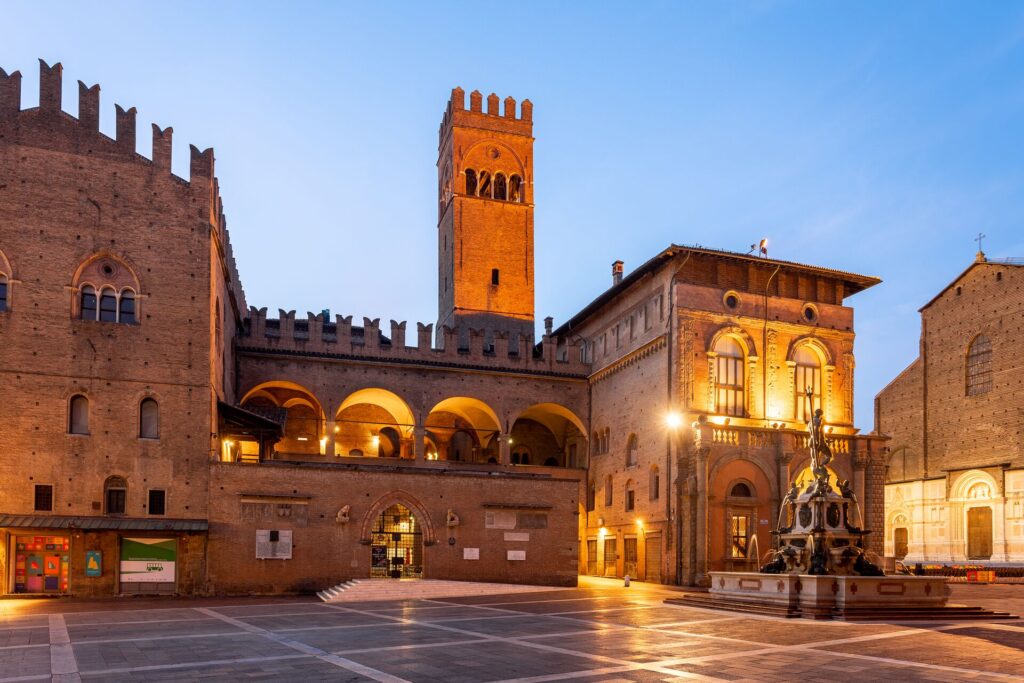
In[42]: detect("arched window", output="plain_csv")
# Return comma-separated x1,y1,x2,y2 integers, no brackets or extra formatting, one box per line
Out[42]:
493,173,507,200
604,475,613,506
465,169,477,196
80,286,97,320
729,482,753,498
509,175,523,202
478,170,492,198
714,337,744,416
625,433,638,467
793,345,822,422
0,274,7,311
625,480,635,512
966,335,993,396
119,289,136,324
99,287,118,322
139,398,159,439
104,476,127,515
650,465,660,501
69,395,89,435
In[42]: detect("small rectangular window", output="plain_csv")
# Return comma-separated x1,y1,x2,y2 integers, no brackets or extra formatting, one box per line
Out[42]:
148,489,166,516
34,485,53,512
491,268,500,286
106,488,126,515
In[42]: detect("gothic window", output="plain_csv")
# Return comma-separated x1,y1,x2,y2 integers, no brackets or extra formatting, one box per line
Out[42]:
714,336,745,416
69,395,89,435
118,289,136,324
478,170,491,198
465,169,477,196
0,274,7,311
509,174,523,202
80,286,97,320
104,476,127,515
99,287,118,322
793,345,822,422
625,480,635,512
650,465,660,501
966,335,993,396
605,475,613,506
139,398,159,439
493,173,507,200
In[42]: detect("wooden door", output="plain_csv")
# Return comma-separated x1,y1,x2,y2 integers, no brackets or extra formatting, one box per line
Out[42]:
967,507,993,559
893,528,908,559
645,535,662,584
603,539,617,577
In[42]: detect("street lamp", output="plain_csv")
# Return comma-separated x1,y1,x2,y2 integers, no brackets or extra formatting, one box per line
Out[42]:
665,411,683,430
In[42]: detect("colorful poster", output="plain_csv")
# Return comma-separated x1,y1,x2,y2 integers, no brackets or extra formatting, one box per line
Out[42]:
85,551,102,577
119,538,176,583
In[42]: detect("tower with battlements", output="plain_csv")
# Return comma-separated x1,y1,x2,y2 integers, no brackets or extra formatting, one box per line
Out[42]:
436,88,535,343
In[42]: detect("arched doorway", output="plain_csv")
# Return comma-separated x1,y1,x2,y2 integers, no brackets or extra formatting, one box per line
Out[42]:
370,503,423,579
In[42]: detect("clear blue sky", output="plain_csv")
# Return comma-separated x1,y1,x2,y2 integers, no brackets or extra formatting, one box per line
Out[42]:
3,1,1023,431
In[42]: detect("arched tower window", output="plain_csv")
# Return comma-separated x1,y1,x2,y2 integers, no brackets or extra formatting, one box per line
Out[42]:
793,345,822,422
625,480,635,511
119,290,136,324
649,465,660,501
714,336,745,416
509,175,523,202
98,287,118,322
465,169,477,196
104,476,127,515
80,286,97,320
0,274,8,311
139,398,159,439
477,170,492,198
625,433,638,467
493,173,507,200
966,335,993,396
604,474,613,506
69,395,89,435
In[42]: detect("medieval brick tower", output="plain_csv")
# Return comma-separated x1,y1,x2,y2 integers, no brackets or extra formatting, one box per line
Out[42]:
436,88,535,342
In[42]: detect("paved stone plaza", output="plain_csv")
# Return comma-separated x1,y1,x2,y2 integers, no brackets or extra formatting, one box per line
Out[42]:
0,578,1021,682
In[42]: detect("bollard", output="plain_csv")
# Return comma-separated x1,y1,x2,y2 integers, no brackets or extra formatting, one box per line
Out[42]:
624,574,630,587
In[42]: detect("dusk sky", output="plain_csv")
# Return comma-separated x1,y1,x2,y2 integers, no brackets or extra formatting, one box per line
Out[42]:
3,1,1023,431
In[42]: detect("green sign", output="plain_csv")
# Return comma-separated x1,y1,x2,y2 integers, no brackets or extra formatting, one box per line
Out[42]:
85,550,102,577
120,538,176,583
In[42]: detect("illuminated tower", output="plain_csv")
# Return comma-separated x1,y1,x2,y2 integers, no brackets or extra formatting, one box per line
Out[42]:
436,88,534,340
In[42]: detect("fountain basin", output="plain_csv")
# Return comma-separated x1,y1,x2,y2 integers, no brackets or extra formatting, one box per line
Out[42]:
709,571,950,619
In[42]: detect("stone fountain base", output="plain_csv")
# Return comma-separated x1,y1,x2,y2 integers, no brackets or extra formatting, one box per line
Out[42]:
705,571,951,620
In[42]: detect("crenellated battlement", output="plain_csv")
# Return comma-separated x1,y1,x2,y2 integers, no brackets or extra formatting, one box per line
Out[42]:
241,308,589,377
0,60,218,189
438,87,533,144
0,59,247,317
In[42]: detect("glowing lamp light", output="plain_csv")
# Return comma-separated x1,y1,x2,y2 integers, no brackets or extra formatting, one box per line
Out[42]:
372,435,380,446
665,412,683,429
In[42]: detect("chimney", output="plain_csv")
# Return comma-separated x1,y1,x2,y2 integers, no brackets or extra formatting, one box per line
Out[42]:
544,316,553,336
612,260,624,286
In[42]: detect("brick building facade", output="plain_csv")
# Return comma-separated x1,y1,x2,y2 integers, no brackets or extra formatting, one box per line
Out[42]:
0,60,888,596
876,254,1024,565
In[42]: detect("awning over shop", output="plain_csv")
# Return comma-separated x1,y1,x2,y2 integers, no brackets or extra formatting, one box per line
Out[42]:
0,515,209,532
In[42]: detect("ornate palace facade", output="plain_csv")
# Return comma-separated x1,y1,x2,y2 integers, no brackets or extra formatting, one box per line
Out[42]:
0,60,886,596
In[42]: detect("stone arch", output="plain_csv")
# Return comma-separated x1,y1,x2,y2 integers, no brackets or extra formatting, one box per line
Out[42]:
706,324,758,357
337,388,416,438
426,396,501,462
359,490,437,546
951,469,999,500
461,139,527,178
240,381,325,455
0,248,12,278
785,336,833,366
509,402,588,468
709,453,778,499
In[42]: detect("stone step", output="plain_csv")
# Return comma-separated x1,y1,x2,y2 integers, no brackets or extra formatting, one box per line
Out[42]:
666,595,1019,622
318,579,559,603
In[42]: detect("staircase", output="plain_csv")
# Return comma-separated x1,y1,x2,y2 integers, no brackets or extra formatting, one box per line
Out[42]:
317,578,560,603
